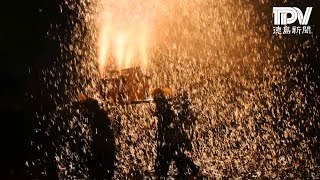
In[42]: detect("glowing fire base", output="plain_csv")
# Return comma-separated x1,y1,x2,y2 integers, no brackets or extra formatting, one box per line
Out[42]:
100,67,151,104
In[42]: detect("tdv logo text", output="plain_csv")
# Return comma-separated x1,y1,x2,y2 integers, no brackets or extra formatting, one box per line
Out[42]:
273,7,313,25
272,7,313,35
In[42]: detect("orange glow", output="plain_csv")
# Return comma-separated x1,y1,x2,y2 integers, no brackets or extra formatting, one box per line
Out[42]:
96,0,158,77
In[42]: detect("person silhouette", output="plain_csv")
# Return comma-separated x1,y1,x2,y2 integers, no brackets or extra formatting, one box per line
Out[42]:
80,97,116,180
152,88,199,178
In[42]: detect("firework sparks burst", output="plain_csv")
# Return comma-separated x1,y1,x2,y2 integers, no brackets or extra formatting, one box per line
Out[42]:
95,0,161,76
29,0,320,179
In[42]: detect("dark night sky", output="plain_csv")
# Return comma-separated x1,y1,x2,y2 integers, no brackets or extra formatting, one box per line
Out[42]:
0,1,58,97
0,1,64,178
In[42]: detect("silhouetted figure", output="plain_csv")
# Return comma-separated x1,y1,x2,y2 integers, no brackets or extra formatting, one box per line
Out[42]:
80,98,116,180
153,88,199,178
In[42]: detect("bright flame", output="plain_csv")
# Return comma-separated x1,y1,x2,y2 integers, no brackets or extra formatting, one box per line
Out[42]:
96,0,158,77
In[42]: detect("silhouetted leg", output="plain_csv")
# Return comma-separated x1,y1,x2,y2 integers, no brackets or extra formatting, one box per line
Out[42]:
175,152,199,177
88,152,115,180
155,146,171,177
102,153,116,180
88,158,104,180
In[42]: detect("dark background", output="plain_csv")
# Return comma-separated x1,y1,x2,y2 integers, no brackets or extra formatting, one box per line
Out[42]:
0,1,67,178
0,0,319,179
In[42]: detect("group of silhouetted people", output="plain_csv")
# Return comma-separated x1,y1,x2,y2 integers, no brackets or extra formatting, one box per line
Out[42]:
76,88,199,179
11,88,199,180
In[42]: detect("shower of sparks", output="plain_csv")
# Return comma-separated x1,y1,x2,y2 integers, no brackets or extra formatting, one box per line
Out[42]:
95,0,160,76
28,0,320,179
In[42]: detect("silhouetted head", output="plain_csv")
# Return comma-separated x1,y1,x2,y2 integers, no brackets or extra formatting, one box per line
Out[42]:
152,88,172,108
81,98,100,113
77,93,100,112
